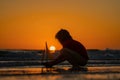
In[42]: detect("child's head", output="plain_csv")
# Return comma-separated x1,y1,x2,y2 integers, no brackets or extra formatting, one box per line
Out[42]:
55,29,72,43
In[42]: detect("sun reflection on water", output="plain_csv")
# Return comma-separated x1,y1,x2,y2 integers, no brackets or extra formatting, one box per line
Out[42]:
0,66,120,80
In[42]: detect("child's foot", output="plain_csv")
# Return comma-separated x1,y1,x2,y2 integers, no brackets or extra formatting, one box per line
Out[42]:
68,66,88,71
41,62,53,68
68,66,81,71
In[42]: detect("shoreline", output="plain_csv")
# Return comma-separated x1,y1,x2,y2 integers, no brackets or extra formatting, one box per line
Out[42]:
0,66,120,76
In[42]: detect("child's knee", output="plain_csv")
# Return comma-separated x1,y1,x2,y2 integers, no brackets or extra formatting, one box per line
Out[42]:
60,48,70,55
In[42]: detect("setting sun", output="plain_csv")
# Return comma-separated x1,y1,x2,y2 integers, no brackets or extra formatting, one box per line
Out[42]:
49,46,56,51
0,0,120,50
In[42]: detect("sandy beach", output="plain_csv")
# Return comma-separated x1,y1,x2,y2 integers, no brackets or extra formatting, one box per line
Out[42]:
0,66,120,80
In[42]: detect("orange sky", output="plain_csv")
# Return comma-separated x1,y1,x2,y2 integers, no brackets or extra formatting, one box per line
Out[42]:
0,0,120,50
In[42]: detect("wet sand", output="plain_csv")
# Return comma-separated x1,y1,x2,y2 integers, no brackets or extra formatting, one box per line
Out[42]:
0,73,120,80
0,66,120,80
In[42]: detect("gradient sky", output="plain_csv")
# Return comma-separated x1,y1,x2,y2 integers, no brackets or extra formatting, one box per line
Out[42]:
0,0,120,50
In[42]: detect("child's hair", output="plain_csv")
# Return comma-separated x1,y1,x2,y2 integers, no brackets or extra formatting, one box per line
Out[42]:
55,29,72,42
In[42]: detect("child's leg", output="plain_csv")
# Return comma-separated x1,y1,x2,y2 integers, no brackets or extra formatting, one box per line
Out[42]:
42,48,87,67
60,48,87,66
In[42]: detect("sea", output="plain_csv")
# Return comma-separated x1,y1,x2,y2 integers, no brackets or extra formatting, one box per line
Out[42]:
0,49,120,80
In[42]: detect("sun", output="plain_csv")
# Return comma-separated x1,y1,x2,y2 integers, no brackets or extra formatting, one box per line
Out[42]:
49,46,56,52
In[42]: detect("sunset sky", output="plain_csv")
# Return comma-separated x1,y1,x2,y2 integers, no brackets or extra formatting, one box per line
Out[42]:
0,0,120,50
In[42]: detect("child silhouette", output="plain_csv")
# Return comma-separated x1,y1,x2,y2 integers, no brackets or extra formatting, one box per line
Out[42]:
42,29,89,71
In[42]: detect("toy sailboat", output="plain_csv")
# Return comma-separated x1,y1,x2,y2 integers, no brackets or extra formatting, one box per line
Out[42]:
41,42,54,73
45,42,54,60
